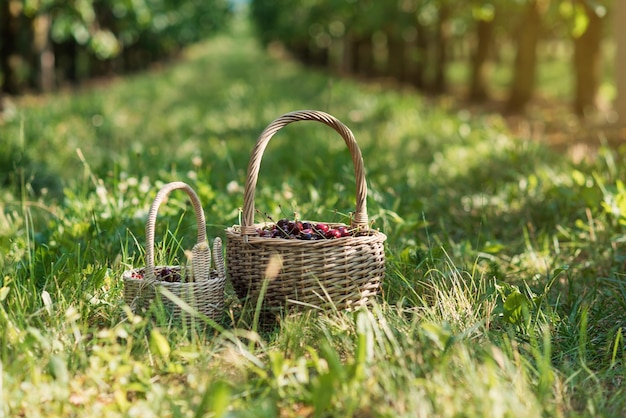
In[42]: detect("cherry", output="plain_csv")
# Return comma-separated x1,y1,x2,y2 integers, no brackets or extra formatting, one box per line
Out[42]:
159,267,176,282
301,228,319,239
277,218,290,229
337,226,350,237
314,223,329,233
256,218,355,240
300,231,314,240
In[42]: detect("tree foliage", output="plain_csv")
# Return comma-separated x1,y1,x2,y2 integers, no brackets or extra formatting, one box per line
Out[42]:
0,0,232,94
249,0,613,115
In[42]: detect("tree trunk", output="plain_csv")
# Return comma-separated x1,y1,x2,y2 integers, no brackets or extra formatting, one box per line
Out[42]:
351,35,374,76
408,21,428,90
386,35,406,81
431,4,451,94
507,0,542,113
1,0,20,95
468,16,495,102
309,42,329,68
614,0,626,124
348,33,360,74
573,2,603,117
288,40,311,64
33,14,55,92
340,35,353,74
54,40,79,84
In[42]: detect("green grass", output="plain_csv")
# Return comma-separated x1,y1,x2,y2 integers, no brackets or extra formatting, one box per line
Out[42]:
2,17,626,417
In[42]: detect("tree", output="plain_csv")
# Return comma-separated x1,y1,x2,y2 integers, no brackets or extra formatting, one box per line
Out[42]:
1,0,23,95
344,1,381,77
431,1,451,93
507,0,544,113
0,0,232,96
571,0,605,117
33,13,55,92
615,0,626,123
408,16,429,89
468,3,496,102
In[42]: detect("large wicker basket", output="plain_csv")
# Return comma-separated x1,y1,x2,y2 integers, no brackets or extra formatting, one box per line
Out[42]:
225,110,386,311
123,181,226,322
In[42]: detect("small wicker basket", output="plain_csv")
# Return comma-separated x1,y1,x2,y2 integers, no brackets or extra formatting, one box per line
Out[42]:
225,110,386,311
123,181,226,321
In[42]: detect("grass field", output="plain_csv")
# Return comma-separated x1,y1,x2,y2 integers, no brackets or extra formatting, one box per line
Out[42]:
1,18,626,417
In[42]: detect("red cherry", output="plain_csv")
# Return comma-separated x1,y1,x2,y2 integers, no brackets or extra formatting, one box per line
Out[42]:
315,223,329,233
326,229,342,239
337,226,350,237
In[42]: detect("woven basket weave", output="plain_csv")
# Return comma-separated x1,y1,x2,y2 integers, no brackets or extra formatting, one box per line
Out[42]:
123,181,226,321
225,110,386,311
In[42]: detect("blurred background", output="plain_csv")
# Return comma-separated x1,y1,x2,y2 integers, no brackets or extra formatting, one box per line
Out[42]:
1,0,625,130
0,0,232,96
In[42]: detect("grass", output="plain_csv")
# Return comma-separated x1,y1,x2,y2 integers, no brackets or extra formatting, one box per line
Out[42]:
1,16,626,417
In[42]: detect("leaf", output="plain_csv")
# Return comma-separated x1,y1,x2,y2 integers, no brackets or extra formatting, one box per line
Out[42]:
0,286,9,301
472,4,495,22
269,351,285,381
353,312,373,381
311,372,335,416
195,380,231,418
421,322,452,351
481,241,505,254
41,290,53,316
149,329,171,361
550,265,569,280
502,290,528,325
571,169,587,186
559,1,574,18
319,341,344,380
571,3,590,38
48,355,69,384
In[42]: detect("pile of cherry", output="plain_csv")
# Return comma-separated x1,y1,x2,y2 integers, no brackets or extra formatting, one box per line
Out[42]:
130,267,181,282
256,218,354,240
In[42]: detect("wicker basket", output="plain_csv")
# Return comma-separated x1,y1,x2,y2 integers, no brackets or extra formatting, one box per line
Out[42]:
123,181,226,321
225,110,387,311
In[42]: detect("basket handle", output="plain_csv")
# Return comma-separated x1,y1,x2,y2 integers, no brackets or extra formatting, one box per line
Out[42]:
241,110,368,237
145,181,210,281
